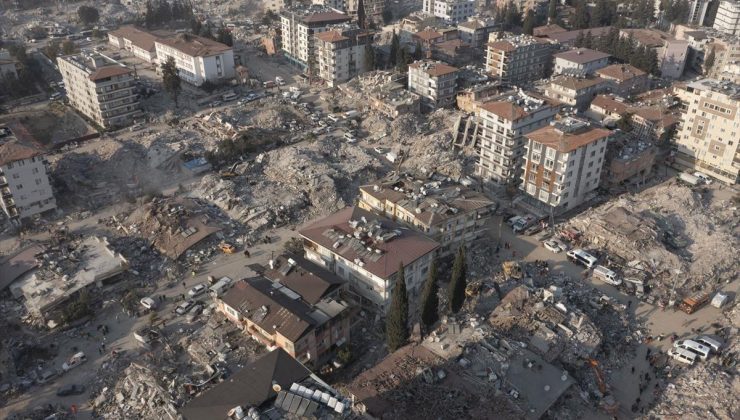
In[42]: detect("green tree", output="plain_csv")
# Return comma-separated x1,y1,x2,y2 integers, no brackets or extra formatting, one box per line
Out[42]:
357,0,367,29
548,0,558,22
575,30,586,48
396,46,410,72
523,9,536,35
414,40,423,60
386,263,409,352
419,259,439,331
573,0,590,29
161,56,182,107
389,30,399,68
616,112,633,131
44,41,60,60
448,247,467,313
61,39,77,55
583,30,594,48
77,5,100,25
503,1,522,29
704,47,715,73
365,42,376,70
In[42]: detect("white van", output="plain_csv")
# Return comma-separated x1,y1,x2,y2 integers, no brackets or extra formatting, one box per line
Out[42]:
567,249,598,268
693,171,712,184
209,276,234,298
674,339,711,360
695,336,723,353
668,347,697,365
593,265,621,286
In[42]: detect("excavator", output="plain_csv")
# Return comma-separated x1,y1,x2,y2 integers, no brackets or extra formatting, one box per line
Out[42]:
220,162,240,179
588,358,619,415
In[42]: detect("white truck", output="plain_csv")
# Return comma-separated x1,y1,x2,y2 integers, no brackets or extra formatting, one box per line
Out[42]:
678,172,700,186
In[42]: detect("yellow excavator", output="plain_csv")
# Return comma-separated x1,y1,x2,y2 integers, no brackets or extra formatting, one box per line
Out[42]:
502,261,522,280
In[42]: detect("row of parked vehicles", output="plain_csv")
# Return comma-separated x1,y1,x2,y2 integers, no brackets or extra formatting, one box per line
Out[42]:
668,336,724,365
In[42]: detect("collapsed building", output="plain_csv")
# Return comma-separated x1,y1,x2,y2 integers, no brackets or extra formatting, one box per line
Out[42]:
340,71,422,119
358,173,496,256
13,236,129,327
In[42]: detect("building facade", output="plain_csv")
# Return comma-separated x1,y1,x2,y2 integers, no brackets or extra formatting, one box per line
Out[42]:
552,48,610,76
107,25,161,63
485,33,553,85
154,34,235,86
673,79,740,184
457,16,500,48
475,90,560,183
408,60,459,111
687,0,710,25
358,176,496,256
280,7,352,69
422,0,476,22
300,207,439,312
544,75,609,111
57,53,142,128
595,64,650,97
0,124,56,224
707,35,740,84
520,118,611,213
714,0,740,35
315,25,371,87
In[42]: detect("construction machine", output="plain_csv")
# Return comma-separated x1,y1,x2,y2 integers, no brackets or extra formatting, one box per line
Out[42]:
502,261,523,280
218,243,236,254
588,359,619,415
220,162,240,179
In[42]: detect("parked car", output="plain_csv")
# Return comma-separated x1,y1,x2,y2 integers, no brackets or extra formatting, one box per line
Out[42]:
140,297,157,310
694,336,723,353
668,348,696,365
176,299,196,315
188,283,207,297
693,171,712,184
62,352,87,372
543,239,565,253
512,216,535,234
56,384,85,396
186,303,204,323
38,369,58,384
524,223,544,236
674,339,711,360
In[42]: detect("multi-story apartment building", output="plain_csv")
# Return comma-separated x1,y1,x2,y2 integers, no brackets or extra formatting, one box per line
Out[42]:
57,53,142,129
154,33,234,86
0,124,56,224
520,117,611,213
315,24,371,87
687,0,710,25
358,175,496,256
595,64,650,97
475,90,561,183
707,34,740,83
281,6,352,70
408,60,459,111
552,48,610,76
544,75,609,111
218,266,350,367
422,0,476,23
485,32,554,85
714,0,740,35
347,0,385,19
673,79,740,184
300,207,439,312
457,16,500,48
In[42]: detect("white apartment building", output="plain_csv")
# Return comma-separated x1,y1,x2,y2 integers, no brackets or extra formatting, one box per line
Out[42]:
552,48,610,76
687,0,710,25
422,0,476,23
520,118,611,214
57,53,142,129
155,34,234,86
108,25,162,63
714,0,740,35
707,35,740,83
315,25,371,87
281,6,352,69
673,79,740,184
486,32,554,85
0,124,56,224
300,207,439,312
408,60,459,111
475,90,560,184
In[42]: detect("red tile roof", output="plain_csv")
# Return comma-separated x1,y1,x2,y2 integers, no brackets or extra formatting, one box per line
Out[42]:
408,61,458,77
108,25,161,52
316,30,348,42
596,64,646,81
0,122,43,166
527,124,612,153
553,48,610,64
156,33,231,57
302,11,351,24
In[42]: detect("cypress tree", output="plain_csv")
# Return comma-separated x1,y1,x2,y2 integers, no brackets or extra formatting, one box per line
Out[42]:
364,42,376,70
389,30,399,68
548,0,558,23
523,9,536,35
419,259,439,331
448,247,467,313
386,262,409,352
704,48,715,73
573,0,590,29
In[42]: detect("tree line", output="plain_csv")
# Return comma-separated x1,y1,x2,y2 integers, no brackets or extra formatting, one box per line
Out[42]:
574,27,660,75
142,0,194,28
386,247,468,352
0,43,43,104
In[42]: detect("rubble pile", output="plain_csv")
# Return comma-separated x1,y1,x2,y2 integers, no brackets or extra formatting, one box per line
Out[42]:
92,363,179,420
185,314,267,368
648,363,739,419
568,181,739,299
193,136,384,230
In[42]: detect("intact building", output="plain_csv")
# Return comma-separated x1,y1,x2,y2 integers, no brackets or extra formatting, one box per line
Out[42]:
408,60,459,111
544,75,609,111
485,33,553,85
107,25,164,63
673,79,740,184
457,16,500,48
714,0,740,35
155,34,234,86
520,118,611,213
280,6,352,70
217,261,350,367
422,0,476,23
595,64,650,97
0,124,56,224
358,175,496,256
315,25,372,87
475,90,561,184
57,52,142,128
552,48,610,76
300,207,439,312
687,0,711,25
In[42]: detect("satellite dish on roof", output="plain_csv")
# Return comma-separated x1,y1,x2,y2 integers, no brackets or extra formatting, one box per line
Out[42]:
272,382,282,392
